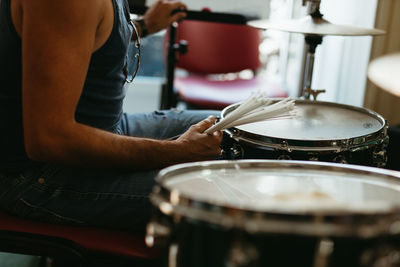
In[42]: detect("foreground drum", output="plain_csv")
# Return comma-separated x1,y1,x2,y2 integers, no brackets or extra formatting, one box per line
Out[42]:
221,100,388,167
147,160,400,267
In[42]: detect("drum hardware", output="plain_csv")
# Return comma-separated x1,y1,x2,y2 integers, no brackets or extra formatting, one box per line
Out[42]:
373,146,388,168
313,238,334,267
338,139,350,153
277,153,292,160
302,0,321,17
223,142,244,160
332,154,347,164
221,130,243,159
281,139,290,152
305,88,327,100
145,221,171,248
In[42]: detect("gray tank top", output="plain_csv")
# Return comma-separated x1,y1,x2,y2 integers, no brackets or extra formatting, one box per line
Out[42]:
0,0,133,171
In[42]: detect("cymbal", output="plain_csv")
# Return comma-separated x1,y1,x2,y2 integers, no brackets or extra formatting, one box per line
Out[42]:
248,16,385,36
368,53,400,97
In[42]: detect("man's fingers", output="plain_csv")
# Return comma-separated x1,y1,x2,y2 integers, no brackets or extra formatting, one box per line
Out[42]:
194,116,216,132
168,1,187,23
213,130,223,138
169,12,187,24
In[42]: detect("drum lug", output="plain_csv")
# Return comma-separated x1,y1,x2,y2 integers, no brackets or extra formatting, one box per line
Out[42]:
313,238,334,267
336,140,350,153
281,140,289,151
333,154,348,164
277,153,292,160
373,138,388,168
221,131,244,159
222,143,244,160
277,141,293,160
373,149,387,168
145,221,171,248
232,143,244,159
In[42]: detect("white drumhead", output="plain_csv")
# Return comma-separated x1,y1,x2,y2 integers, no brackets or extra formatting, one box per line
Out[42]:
225,101,384,141
163,161,400,214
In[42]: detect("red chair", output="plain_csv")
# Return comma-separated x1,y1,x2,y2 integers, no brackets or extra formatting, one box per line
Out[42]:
0,209,160,267
168,19,287,110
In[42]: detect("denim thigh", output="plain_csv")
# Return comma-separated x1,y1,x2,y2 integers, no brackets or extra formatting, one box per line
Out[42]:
0,164,159,230
118,109,220,138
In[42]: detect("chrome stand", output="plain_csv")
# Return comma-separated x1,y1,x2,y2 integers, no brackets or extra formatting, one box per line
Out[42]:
298,0,326,100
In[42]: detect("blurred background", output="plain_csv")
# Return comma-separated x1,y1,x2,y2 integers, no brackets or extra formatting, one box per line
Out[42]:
124,0,399,127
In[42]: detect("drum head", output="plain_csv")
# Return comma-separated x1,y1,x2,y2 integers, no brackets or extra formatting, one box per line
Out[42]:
159,160,400,215
222,100,386,144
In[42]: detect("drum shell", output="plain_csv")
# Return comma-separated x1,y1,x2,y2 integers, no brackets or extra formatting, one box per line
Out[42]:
149,198,400,267
167,216,400,267
221,131,388,167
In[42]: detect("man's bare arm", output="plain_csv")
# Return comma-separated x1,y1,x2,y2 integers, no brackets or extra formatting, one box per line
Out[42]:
20,0,221,171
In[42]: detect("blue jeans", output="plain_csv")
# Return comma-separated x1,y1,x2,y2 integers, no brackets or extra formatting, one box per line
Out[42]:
0,109,219,231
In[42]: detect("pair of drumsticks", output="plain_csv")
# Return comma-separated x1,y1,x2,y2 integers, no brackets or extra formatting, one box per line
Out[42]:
205,94,298,134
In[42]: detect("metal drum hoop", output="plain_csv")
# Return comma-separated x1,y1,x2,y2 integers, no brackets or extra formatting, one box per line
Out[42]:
222,100,388,153
151,160,400,239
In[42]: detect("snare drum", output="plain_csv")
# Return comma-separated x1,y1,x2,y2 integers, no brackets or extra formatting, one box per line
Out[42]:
221,100,388,167
146,160,400,267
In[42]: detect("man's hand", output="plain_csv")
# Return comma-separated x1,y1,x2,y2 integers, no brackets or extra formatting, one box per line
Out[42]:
175,116,223,161
143,0,187,35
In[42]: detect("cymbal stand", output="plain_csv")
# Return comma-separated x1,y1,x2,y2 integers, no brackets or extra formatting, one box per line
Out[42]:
299,0,326,100
301,35,326,99
302,0,321,16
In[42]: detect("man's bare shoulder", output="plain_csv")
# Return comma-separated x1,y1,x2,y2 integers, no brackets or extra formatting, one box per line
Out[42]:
18,0,113,51
20,0,105,25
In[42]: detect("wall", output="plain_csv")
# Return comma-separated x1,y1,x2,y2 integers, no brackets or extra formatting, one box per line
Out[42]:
364,0,400,126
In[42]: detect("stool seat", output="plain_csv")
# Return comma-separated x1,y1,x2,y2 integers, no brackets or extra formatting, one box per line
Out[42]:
0,209,159,264
176,75,287,110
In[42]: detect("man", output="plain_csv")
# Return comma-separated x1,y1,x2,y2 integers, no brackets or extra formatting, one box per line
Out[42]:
0,0,222,230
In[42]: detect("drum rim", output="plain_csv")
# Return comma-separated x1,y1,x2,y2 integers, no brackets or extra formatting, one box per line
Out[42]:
151,160,400,237
222,100,387,151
